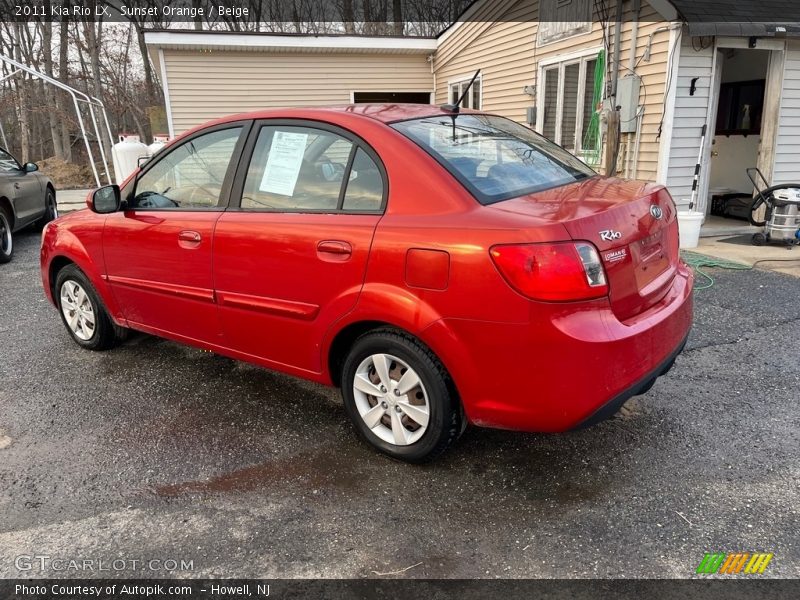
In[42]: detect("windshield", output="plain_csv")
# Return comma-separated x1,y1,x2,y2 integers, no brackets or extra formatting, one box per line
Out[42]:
391,114,596,204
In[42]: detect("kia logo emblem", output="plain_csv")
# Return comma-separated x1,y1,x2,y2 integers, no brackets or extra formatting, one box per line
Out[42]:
650,205,663,220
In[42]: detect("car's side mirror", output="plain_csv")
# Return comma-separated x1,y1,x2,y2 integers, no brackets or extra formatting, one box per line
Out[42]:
23,162,38,173
89,185,121,214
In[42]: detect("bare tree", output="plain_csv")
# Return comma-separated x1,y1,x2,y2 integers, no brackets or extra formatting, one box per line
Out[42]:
58,16,72,161
11,22,31,162
36,4,67,160
393,0,404,35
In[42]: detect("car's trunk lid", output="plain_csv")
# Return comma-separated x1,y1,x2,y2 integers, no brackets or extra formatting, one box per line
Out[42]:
488,177,680,321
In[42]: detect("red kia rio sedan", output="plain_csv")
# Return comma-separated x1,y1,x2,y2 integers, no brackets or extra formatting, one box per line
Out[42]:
40,105,693,462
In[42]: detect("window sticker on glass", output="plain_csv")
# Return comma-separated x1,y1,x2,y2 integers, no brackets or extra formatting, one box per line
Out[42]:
259,131,309,196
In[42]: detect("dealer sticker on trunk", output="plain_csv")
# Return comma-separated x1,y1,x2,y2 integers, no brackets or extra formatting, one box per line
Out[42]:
603,248,628,263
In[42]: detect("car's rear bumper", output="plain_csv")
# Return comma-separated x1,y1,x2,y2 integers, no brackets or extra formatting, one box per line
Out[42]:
574,332,687,429
425,262,694,432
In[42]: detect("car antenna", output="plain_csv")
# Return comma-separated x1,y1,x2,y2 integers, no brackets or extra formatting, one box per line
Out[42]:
441,69,481,113
441,69,480,141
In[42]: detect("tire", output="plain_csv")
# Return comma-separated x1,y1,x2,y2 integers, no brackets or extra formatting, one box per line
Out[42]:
341,329,462,463
0,207,12,264
55,264,118,351
752,232,767,246
35,188,58,231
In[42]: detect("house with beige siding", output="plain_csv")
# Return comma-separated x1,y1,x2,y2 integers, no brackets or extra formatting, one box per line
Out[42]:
145,0,800,233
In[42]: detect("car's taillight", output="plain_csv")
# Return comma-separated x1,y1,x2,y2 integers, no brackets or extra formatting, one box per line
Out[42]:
489,242,609,302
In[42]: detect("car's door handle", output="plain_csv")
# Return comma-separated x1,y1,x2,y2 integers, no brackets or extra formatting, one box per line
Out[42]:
13,183,20,189
317,240,352,256
178,230,202,244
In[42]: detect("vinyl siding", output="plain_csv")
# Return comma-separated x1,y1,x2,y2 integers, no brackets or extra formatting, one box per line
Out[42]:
773,40,800,184
433,0,672,181
162,51,434,135
434,0,537,124
664,31,714,202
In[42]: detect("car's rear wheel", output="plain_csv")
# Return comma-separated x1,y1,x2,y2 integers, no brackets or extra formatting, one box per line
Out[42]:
35,188,58,231
0,208,12,264
55,265,118,350
341,329,462,463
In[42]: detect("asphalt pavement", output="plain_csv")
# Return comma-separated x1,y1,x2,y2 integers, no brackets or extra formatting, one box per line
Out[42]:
0,227,798,579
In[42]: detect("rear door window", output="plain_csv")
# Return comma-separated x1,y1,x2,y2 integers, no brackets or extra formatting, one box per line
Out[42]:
239,124,385,213
342,148,384,212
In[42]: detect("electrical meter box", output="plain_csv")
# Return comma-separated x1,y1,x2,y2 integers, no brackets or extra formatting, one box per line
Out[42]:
617,75,641,133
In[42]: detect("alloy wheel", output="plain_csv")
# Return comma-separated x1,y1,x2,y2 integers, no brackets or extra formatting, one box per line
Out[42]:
48,194,58,220
60,280,96,341
0,213,10,255
352,353,430,446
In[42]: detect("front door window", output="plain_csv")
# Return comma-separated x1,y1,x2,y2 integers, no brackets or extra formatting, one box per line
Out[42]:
132,127,243,209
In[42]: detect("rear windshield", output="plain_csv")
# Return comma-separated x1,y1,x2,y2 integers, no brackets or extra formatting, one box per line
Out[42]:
391,114,596,204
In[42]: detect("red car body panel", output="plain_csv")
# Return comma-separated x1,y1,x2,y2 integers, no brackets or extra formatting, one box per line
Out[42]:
213,211,381,373
41,105,693,432
103,210,222,343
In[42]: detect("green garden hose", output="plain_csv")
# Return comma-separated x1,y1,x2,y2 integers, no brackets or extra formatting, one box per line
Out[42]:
582,50,606,167
680,251,751,290
681,251,800,290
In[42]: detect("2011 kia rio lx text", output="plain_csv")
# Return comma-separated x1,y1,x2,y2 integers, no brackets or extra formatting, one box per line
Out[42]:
40,104,693,462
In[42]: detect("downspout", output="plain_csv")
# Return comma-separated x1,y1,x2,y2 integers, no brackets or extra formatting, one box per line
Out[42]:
628,0,640,72
610,0,625,101
632,102,644,177
629,0,641,178
605,0,625,176
429,53,436,104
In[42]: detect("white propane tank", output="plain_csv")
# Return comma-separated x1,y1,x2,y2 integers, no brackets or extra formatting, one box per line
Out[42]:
112,139,149,184
147,140,166,159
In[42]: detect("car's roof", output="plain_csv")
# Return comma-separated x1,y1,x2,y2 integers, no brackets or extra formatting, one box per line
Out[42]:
217,104,482,126
321,104,482,123
173,104,487,148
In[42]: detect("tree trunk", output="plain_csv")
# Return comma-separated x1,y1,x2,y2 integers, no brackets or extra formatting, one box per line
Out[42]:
133,21,156,105
12,23,30,163
83,19,110,159
342,0,355,34
392,0,403,35
363,0,374,35
39,17,64,160
192,0,203,30
59,17,72,162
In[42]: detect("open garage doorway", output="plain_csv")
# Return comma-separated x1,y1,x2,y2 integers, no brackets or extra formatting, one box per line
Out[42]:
706,48,771,224
352,91,433,103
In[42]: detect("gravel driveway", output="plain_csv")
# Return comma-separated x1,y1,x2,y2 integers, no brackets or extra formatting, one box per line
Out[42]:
1,227,798,579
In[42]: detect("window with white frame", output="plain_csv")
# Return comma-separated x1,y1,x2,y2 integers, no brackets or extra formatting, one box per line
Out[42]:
539,54,601,158
449,75,482,109
537,0,592,46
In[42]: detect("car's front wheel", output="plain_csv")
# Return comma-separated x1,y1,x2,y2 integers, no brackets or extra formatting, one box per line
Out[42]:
341,329,463,463
0,207,13,264
55,265,119,350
